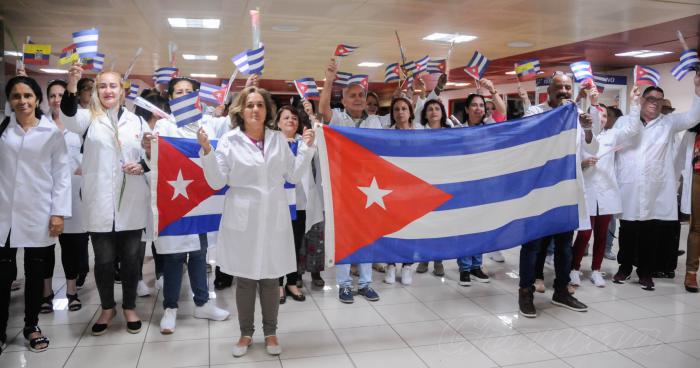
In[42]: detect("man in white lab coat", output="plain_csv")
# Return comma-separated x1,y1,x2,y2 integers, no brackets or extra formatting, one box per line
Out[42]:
613,74,700,291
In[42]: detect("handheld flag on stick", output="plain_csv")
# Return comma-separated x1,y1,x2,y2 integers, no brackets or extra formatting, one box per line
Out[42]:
464,51,490,80
134,96,173,121
394,30,408,72
123,47,143,80
415,55,430,75
231,45,265,75
570,61,595,89
22,43,51,65
294,78,321,100
335,44,358,57
126,83,140,100
59,44,79,65
334,71,353,87
671,49,699,81
154,67,178,85
222,69,239,106
348,74,369,90
72,28,99,59
634,65,661,86
85,53,105,72
384,63,401,82
169,91,202,127
514,59,541,82
199,82,227,105
402,60,416,80
426,58,446,75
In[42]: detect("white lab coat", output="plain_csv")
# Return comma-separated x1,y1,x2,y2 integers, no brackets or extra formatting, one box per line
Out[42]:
616,95,700,221
581,106,642,216
288,135,324,233
330,108,383,128
525,102,599,230
47,115,86,234
61,107,149,232
201,127,316,279
148,116,229,254
0,114,71,247
676,131,696,215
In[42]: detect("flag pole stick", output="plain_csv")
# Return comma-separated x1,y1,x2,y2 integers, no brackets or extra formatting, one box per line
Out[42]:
123,47,143,80
677,30,690,51
222,68,239,106
395,30,408,85
514,63,522,88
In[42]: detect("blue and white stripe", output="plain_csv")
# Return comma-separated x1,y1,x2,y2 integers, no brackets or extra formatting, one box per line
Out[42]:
334,71,353,86
246,45,265,74
637,65,661,86
72,28,99,58
384,63,400,82
284,141,299,220
231,50,249,74
349,74,368,86
294,78,320,99
466,51,490,79
199,82,222,105
671,49,699,81
570,61,593,82
325,104,580,264
154,67,178,85
426,58,445,74
90,53,105,72
126,84,139,100
169,91,202,128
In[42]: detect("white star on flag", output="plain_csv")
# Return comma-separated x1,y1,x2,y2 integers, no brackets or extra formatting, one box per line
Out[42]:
357,177,392,210
168,170,194,200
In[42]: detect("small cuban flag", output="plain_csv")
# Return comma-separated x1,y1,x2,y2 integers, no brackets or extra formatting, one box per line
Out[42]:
334,44,358,57
169,90,202,128
126,83,140,100
294,78,321,100
198,82,227,106
85,53,105,72
514,59,541,81
231,45,265,75
72,28,99,58
284,141,299,220
415,55,430,75
385,63,401,83
59,44,79,65
426,58,446,75
570,61,595,88
671,49,700,81
402,60,417,79
23,43,51,65
349,74,369,90
154,67,178,85
634,65,661,86
464,51,490,80
334,71,353,87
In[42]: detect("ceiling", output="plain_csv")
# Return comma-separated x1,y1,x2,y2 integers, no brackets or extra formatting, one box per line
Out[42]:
2,0,700,86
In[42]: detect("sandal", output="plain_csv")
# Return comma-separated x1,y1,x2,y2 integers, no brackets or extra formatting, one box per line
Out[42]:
40,293,54,314
67,293,82,311
23,326,49,353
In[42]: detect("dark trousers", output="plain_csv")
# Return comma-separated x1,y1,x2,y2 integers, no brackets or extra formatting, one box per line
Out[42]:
618,219,678,278
0,237,54,336
654,220,680,273
151,242,164,277
58,233,89,280
90,229,143,310
519,231,574,292
280,211,305,287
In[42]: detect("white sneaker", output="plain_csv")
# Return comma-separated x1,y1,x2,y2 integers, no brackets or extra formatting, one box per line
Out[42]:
569,270,581,286
488,251,505,263
160,308,177,334
193,301,230,321
590,270,606,287
137,280,152,297
155,276,164,290
400,266,413,285
384,265,396,284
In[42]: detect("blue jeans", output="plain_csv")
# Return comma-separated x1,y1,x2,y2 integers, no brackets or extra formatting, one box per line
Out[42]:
457,254,482,272
519,231,573,292
336,263,372,289
162,234,209,309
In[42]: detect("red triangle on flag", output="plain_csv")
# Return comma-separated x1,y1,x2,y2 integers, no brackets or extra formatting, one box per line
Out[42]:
156,138,219,232
323,126,453,262
464,66,480,79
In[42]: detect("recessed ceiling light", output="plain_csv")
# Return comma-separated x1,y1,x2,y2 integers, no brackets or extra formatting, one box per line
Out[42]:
4,51,22,57
272,25,299,32
505,71,516,75
40,68,68,74
358,62,384,67
182,54,218,61
507,41,533,48
423,33,477,44
615,50,672,58
168,18,220,29
190,73,217,78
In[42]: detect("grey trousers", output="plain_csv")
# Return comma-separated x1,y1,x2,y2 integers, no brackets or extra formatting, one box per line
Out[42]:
90,229,143,310
236,277,279,337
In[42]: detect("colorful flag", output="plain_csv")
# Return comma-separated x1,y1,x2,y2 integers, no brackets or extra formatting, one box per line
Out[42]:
126,83,140,100
464,51,490,80
402,61,416,78
59,44,79,65
514,59,541,81
285,141,299,220
152,136,226,237
198,82,227,106
169,91,202,127
415,55,430,74
570,61,595,88
634,65,661,86
22,43,51,65
349,74,369,90
334,71,353,87
85,53,105,72
231,45,264,75
334,44,358,57
294,78,321,100
72,28,99,58
154,67,178,85
426,58,446,75
671,49,699,81
384,63,401,82
316,104,580,264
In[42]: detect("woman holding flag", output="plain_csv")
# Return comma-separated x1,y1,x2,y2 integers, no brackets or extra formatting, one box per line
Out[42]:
198,86,316,357
61,63,149,336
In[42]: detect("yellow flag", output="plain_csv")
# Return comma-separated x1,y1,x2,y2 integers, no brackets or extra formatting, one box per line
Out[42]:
23,44,52,65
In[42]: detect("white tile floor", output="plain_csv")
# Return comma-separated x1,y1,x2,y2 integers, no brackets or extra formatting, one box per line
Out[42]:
2,225,700,367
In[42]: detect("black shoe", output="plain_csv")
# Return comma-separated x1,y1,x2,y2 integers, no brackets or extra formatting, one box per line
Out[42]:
518,287,536,318
678,250,686,256
285,285,306,302
279,288,287,304
76,273,87,289
311,272,325,287
665,271,676,279
459,271,471,286
126,320,142,334
552,291,588,312
651,271,665,278
470,268,490,283
214,266,233,290
613,269,631,284
639,277,655,291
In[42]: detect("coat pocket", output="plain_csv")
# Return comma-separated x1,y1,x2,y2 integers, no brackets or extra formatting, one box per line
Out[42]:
224,197,250,232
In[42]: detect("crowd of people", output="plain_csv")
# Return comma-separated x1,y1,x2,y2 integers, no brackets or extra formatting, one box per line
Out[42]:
1,56,699,358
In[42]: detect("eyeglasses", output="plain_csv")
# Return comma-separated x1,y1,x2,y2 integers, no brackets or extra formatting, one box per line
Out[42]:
643,96,664,104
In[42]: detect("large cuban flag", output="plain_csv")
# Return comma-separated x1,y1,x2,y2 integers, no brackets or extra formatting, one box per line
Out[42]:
151,136,226,237
316,104,580,265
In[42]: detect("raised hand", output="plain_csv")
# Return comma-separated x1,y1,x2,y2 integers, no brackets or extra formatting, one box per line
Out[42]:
198,127,212,154
67,63,84,93
302,126,316,147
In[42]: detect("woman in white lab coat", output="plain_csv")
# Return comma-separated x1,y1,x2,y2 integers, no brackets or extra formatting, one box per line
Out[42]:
61,64,149,336
571,87,642,288
0,76,71,353
142,77,230,335
198,86,316,357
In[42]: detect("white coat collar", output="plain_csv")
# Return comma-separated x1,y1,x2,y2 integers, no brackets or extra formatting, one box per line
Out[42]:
10,113,55,132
